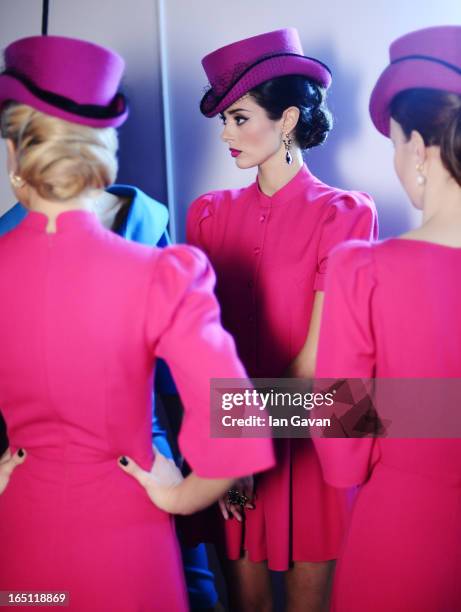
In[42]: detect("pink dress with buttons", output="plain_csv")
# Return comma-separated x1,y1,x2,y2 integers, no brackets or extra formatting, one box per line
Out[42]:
187,165,378,570
314,239,461,611
0,210,274,611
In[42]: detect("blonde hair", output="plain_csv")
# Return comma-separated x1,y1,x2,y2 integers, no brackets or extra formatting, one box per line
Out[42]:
1,103,118,201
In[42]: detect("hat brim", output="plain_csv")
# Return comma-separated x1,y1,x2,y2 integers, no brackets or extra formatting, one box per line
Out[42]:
0,74,128,128
369,58,461,137
201,55,331,118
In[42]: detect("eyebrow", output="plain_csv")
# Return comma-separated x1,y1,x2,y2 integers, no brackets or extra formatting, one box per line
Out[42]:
225,108,252,115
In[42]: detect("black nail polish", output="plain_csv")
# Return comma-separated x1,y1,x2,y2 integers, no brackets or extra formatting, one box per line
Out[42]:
18,448,24,458
119,456,128,466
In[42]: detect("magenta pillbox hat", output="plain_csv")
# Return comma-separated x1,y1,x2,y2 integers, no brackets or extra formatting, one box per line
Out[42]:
0,35,128,128
369,25,461,137
200,28,332,118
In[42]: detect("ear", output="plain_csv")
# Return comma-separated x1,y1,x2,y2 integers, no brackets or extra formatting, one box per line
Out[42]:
281,106,300,137
409,130,427,166
5,139,18,175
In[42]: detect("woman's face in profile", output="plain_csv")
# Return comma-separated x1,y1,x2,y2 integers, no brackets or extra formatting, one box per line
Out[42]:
390,118,424,210
219,95,283,170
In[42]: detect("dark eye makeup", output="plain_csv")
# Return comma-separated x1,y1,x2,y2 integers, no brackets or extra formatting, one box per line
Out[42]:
219,113,248,126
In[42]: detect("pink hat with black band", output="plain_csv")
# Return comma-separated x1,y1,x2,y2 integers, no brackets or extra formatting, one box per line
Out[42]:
0,35,128,128
200,28,332,118
369,25,461,137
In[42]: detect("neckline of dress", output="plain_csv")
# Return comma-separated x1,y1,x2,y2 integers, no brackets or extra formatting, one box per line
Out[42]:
254,164,315,208
20,209,101,235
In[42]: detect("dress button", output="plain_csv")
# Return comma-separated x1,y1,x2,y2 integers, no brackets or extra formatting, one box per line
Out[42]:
259,215,265,222
254,247,261,254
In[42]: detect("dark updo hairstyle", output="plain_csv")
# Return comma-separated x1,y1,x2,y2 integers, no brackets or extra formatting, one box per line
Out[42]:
248,75,332,150
390,88,461,187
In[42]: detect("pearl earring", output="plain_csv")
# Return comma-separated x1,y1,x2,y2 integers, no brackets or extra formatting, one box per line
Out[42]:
9,171,25,189
416,163,426,186
283,134,293,165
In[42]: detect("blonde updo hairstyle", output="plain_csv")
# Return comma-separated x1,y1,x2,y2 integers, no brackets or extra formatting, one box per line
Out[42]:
0,102,118,201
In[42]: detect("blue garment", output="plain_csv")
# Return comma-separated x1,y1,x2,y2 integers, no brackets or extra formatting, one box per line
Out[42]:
0,187,218,609
105,185,178,441
0,201,27,230
106,184,170,247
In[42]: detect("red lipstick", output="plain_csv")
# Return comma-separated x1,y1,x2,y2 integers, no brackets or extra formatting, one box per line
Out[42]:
230,148,241,157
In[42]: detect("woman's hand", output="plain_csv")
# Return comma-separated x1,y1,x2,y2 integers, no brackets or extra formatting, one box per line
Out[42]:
0,447,26,494
218,475,255,522
118,450,234,515
118,450,184,513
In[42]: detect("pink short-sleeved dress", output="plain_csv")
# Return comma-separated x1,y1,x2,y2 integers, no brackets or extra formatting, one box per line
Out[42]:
314,239,461,611
0,210,274,612
186,165,378,570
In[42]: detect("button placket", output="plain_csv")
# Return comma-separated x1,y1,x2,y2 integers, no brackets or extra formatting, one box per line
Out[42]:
249,203,271,369
248,201,272,366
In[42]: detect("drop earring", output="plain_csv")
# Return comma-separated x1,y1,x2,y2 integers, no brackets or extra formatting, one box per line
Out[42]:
416,163,426,186
283,134,293,165
9,171,25,189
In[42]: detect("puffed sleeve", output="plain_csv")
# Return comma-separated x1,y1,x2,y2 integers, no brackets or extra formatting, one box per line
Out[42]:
314,192,378,291
313,241,379,487
186,193,216,256
146,245,275,478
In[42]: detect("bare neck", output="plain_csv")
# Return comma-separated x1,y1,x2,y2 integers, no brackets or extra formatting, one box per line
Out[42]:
257,147,304,196
24,189,126,233
26,192,95,233
404,167,461,247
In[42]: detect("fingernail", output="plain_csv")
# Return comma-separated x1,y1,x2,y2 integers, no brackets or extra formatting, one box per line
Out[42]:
18,448,24,458
119,456,128,466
